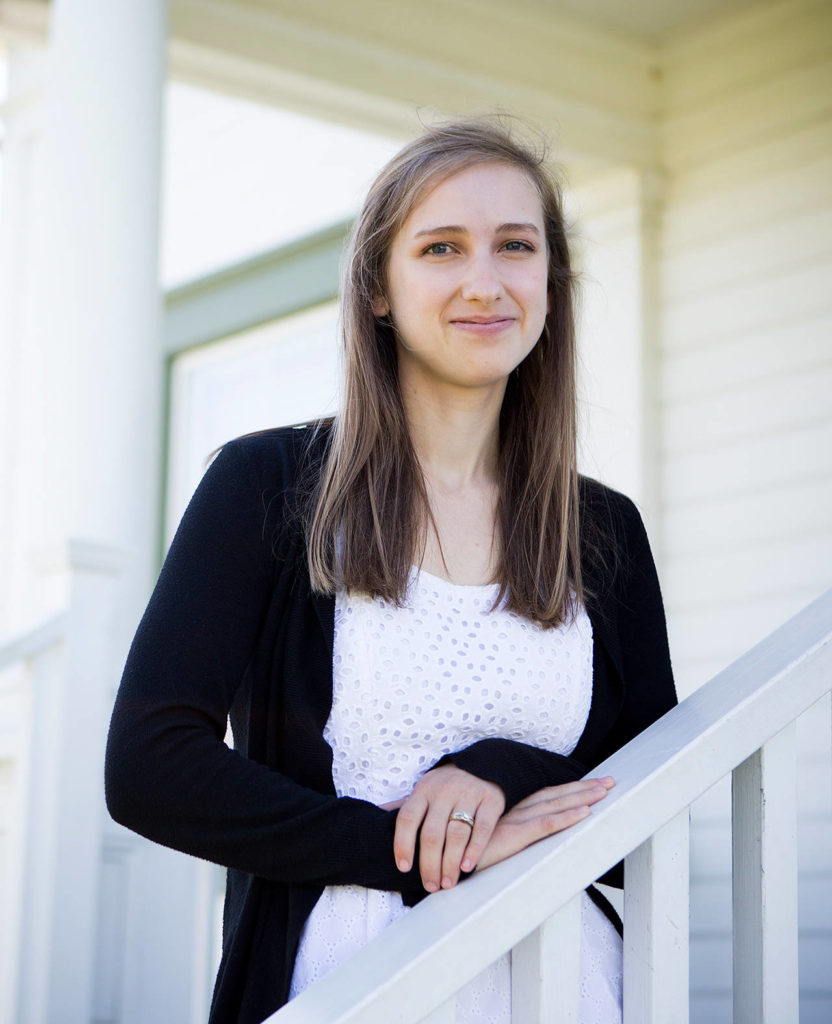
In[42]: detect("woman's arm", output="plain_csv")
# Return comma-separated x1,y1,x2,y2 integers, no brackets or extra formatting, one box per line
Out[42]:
401,490,675,886
105,436,427,897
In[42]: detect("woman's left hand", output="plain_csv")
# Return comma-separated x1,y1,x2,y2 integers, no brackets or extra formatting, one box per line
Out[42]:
381,765,506,893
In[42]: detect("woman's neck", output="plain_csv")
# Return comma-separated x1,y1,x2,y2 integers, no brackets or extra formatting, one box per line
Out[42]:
400,377,505,491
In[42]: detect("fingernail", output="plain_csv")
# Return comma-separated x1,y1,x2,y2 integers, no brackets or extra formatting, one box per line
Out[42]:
398,859,410,872
461,859,472,871
442,876,452,889
425,881,438,892
592,785,607,794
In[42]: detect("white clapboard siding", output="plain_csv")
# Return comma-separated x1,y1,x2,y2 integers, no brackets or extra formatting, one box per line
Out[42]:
662,0,832,110
661,311,832,402
660,257,832,352
662,477,832,556
664,535,832,609
658,2,832,1019
661,206,832,304
661,60,832,172
662,120,832,222
663,368,832,453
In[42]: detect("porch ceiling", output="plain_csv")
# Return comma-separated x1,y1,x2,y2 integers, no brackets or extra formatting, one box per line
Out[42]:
540,0,768,40
0,0,770,169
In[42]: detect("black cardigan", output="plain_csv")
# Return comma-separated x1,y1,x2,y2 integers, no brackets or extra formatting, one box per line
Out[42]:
104,426,676,1024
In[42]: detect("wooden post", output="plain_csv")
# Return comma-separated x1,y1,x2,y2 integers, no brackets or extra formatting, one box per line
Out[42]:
14,542,122,1024
512,894,582,1023
624,809,690,1024
732,724,799,1024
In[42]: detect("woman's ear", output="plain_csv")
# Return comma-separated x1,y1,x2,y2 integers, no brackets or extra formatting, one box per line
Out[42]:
372,296,390,318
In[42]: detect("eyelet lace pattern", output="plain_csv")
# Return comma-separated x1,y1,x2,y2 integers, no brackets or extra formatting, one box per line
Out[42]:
290,570,622,1023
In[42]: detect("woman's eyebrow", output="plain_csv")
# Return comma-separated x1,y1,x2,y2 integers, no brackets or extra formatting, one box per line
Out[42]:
413,222,541,238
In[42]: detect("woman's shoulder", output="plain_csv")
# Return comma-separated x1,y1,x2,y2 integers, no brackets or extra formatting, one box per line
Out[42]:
577,475,654,597
214,419,334,489
578,474,643,539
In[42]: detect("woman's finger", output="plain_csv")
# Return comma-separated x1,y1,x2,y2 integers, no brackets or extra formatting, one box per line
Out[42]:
477,801,594,872
512,776,614,811
508,783,610,823
418,799,456,892
439,816,477,889
456,795,503,874
393,791,429,872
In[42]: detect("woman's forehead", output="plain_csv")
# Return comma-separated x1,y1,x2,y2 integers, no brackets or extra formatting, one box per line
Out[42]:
400,161,544,235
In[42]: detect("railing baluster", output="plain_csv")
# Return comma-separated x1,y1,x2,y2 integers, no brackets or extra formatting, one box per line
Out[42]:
732,723,798,1024
512,893,581,1023
623,809,690,1024
419,995,455,1023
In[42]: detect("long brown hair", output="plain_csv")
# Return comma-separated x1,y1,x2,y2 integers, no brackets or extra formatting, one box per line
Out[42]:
305,116,582,627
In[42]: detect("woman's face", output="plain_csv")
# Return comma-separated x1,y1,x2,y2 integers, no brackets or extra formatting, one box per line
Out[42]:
375,161,549,397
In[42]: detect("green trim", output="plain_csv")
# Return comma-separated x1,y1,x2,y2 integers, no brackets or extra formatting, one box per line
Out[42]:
160,221,349,561
163,218,351,356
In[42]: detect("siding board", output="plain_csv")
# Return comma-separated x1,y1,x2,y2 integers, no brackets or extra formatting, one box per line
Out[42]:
662,146,832,250
661,365,832,452
662,420,832,501
662,60,832,171
662,477,832,555
661,312,832,400
661,205,832,303
660,258,832,351
663,0,832,110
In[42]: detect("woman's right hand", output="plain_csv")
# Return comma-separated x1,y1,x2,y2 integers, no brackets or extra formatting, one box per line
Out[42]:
475,776,614,872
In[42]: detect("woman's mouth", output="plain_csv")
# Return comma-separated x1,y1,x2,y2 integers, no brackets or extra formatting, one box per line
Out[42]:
450,317,516,335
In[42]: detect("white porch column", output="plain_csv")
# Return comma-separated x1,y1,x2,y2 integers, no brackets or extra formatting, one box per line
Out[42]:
0,43,47,633
17,0,168,628
4,3,169,1024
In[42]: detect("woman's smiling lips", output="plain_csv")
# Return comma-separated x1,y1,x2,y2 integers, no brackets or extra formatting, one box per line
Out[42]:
449,315,517,335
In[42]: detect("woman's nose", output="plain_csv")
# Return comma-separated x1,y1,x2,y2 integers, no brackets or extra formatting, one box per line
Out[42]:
460,253,503,304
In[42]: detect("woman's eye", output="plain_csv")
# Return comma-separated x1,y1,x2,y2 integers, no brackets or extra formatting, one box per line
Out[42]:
503,240,535,252
422,242,454,256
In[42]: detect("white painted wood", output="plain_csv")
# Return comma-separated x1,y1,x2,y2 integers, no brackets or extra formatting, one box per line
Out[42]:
266,591,832,1023
661,205,832,304
660,256,832,352
662,537,832,611
512,896,582,1023
419,996,456,1024
732,725,799,1024
164,220,347,355
624,811,690,1024
662,60,832,172
661,419,832,503
0,613,68,672
662,477,832,562
15,551,117,1024
167,0,661,167
663,0,832,109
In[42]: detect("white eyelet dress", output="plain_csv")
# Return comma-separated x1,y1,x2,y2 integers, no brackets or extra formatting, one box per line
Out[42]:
289,569,623,1023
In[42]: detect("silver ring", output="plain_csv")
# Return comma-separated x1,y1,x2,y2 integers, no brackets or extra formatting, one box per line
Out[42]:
448,810,475,828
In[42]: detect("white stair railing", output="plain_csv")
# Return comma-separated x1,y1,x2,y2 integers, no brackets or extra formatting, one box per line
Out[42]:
0,541,122,1024
267,588,832,1024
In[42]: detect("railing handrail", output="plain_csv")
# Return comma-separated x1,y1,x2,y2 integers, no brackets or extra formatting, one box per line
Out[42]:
269,587,832,1024
0,611,69,673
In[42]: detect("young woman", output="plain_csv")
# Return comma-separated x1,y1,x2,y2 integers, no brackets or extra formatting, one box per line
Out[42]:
105,117,675,1024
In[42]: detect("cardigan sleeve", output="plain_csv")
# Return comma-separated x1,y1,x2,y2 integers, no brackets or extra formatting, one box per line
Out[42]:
105,437,427,897
433,491,676,810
